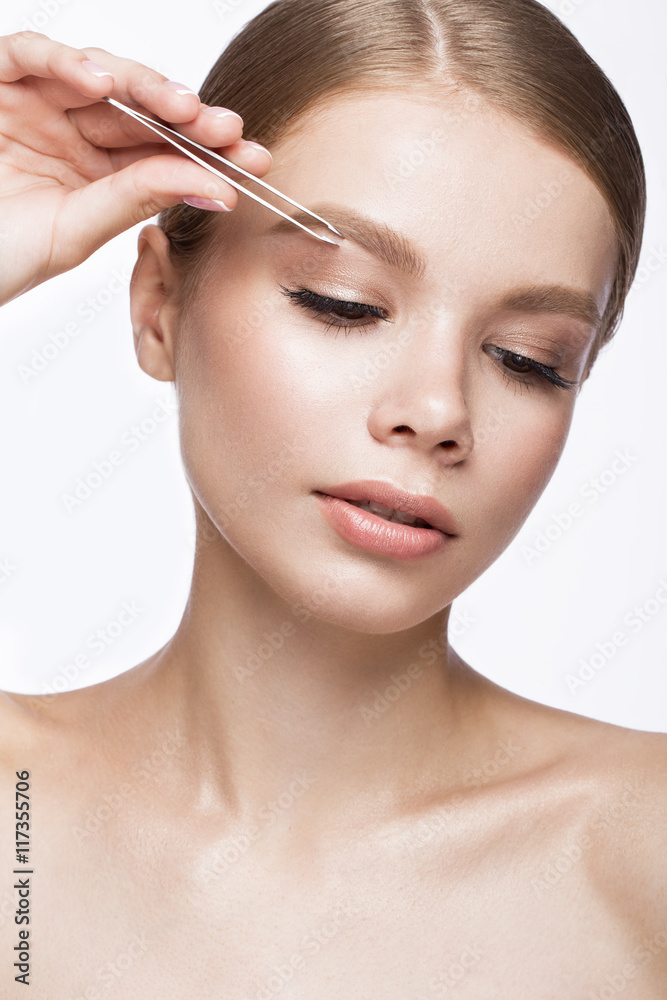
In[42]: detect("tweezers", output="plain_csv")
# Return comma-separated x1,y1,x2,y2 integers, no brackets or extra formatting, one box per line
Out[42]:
101,95,343,246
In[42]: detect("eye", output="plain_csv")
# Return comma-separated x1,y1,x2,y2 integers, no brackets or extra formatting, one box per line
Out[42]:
280,285,390,333
281,285,577,393
485,345,578,392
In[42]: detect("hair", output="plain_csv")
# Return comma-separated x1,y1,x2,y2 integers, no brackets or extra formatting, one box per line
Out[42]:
158,0,646,382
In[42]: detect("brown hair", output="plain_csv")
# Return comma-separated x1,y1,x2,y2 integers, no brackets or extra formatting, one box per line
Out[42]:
158,0,646,381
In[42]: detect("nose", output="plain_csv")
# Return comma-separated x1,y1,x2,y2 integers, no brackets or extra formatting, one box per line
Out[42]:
366,326,474,463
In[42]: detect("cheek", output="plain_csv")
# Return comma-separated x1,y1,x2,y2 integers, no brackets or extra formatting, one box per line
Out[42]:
184,295,355,452
472,400,573,554
175,280,576,573
174,289,328,519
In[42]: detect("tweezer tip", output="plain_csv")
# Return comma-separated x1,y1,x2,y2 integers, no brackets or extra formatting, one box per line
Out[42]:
316,231,342,246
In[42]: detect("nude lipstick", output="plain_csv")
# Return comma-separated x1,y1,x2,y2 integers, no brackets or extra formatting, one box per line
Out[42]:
312,480,457,560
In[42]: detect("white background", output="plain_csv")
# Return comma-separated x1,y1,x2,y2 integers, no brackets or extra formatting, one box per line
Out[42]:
0,0,665,731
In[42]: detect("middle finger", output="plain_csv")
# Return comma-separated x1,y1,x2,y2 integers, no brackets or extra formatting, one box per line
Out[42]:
66,95,247,154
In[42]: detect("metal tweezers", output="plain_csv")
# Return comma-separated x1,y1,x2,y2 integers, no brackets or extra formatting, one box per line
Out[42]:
101,95,343,246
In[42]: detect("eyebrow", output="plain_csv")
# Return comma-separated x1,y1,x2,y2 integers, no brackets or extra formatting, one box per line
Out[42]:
264,202,602,330
264,202,426,279
498,285,602,331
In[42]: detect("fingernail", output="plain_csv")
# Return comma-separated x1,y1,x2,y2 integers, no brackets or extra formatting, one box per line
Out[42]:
164,80,198,97
202,107,244,125
244,141,272,162
82,60,114,78
182,197,232,212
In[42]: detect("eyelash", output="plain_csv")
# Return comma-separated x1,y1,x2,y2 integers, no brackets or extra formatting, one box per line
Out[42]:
281,286,389,330
280,285,578,392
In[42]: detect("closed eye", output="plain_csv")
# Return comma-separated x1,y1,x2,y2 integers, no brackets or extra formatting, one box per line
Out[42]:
281,285,578,391
484,345,578,391
280,285,389,330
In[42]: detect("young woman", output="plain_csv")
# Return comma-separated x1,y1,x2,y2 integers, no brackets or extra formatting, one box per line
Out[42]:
1,1,665,996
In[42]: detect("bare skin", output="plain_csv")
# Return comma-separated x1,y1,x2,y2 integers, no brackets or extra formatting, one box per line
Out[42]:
1,32,666,1000
1,681,666,998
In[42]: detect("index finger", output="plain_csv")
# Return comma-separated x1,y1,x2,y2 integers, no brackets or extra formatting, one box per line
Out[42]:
0,31,115,108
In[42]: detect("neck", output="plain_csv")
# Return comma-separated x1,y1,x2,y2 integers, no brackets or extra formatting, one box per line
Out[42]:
146,506,498,834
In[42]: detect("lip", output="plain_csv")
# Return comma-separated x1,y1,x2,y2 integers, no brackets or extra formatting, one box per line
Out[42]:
311,480,457,561
314,480,458,535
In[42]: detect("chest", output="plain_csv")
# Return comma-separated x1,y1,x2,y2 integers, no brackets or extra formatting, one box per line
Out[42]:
12,815,660,1000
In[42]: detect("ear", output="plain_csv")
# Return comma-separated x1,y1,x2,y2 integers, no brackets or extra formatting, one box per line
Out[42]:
129,224,181,382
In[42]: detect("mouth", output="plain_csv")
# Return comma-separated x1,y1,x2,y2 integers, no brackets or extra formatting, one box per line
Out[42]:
313,479,457,537
312,487,454,561
337,497,434,530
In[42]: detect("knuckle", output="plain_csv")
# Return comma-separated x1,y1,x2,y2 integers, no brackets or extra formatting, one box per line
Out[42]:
6,30,45,61
131,67,168,103
130,162,172,216
10,30,48,43
141,197,166,220
127,160,152,200
6,30,47,70
80,45,111,58
0,75,24,111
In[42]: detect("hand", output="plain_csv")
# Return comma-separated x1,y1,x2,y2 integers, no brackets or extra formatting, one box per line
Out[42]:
0,31,272,306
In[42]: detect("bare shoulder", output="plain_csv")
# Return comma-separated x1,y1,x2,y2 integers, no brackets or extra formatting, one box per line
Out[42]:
0,655,156,753
556,708,667,840
0,681,119,779
0,685,81,737
521,699,667,933
0,691,49,842
0,659,173,793
0,690,48,757
569,718,667,984
581,720,667,919
0,689,70,789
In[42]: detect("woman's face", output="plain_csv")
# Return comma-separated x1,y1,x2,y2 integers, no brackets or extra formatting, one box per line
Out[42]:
152,88,618,633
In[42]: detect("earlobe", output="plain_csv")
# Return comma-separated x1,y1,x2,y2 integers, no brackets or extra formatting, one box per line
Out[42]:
135,325,175,383
129,224,179,383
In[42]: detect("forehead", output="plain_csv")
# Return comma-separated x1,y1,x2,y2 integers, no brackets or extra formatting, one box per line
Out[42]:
242,88,617,312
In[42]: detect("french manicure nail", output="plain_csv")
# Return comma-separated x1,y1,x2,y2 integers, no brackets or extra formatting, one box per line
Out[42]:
202,107,244,124
82,60,114,78
244,141,272,162
164,80,198,97
182,197,232,212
